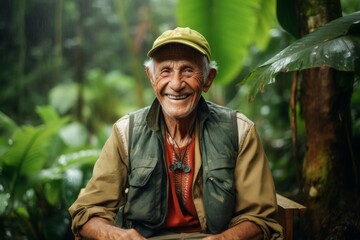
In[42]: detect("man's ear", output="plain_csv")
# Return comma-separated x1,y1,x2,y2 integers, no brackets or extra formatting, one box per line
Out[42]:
203,68,217,92
145,67,155,86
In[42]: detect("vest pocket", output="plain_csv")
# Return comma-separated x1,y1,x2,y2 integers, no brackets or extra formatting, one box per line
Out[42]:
129,160,156,187
206,162,235,201
204,158,235,233
126,158,161,223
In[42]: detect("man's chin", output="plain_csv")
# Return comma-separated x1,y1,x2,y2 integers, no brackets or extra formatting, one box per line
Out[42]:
162,109,194,120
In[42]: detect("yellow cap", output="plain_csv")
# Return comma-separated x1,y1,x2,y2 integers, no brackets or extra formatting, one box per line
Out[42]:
147,27,211,62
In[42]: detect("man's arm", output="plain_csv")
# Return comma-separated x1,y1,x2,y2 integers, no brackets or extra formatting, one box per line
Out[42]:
226,114,283,239
69,118,131,238
80,217,146,240
204,221,263,240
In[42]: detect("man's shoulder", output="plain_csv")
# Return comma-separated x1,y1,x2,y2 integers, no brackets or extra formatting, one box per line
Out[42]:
115,114,130,126
114,105,151,125
206,100,235,113
206,101,254,127
114,104,153,135
235,112,254,127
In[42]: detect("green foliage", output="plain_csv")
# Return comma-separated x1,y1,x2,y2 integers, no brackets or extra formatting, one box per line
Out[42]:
342,0,360,13
230,76,303,193
0,107,99,239
242,12,360,97
49,69,150,136
177,0,277,85
1,0,359,238
0,112,18,134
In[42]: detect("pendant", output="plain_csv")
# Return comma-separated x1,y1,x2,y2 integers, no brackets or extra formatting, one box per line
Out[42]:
169,161,191,173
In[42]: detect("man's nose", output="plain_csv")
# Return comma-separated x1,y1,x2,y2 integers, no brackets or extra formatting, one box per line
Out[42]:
169,72,185,90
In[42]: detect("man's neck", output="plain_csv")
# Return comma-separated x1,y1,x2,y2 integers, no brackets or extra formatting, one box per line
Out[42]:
163,112,196,147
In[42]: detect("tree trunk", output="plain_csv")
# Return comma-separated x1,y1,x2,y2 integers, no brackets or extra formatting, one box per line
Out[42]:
54,0,63,81
75,0,85,123
297,0,360,239
16,0,26,122
113,0,148,108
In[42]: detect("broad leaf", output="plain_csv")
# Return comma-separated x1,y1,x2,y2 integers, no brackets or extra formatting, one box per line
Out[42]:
242,11,360,97
0,192,10,215
2,118,69,175
39,149,100,182
177,0,276,85
44,180,62,206
40,150,99,205
0,111,18,134
36,105,60,124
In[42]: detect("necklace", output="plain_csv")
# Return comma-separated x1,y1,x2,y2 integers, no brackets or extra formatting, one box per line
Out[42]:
166,126,194,173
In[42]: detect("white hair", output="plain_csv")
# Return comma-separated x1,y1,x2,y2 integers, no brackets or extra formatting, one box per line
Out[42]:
144,56,218,83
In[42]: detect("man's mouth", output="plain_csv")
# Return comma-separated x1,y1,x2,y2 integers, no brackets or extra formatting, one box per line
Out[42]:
166,94,189,100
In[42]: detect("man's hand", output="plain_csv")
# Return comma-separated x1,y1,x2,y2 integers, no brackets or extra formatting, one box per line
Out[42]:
202,234,227,240
202,221,263,240
80,217,146,240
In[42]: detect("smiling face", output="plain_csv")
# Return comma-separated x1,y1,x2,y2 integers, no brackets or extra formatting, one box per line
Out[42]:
146,44,215,122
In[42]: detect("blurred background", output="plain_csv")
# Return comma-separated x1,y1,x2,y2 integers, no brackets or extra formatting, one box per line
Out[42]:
0,0,359,239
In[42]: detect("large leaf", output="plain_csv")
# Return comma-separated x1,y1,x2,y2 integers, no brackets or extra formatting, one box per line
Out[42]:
39,149,100,182
36,105,60,124
2,118,69,175
0,111,18,134
40,149,99,206
242,11,360,97
177,0,276,85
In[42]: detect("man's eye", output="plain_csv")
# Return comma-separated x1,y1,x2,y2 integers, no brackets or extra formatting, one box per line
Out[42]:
183,68,193,76
160,69,171,76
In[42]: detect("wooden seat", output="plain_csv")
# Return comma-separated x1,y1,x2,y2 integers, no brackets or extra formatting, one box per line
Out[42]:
276,193,306,240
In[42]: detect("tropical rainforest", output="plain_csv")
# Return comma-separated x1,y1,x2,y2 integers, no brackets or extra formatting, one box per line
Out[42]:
0,0,359,239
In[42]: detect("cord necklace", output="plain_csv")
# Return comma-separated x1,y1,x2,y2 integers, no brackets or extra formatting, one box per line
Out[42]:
166,125,195,173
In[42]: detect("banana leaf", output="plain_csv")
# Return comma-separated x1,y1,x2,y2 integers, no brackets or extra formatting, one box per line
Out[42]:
177,0,276,85
242,11,360,97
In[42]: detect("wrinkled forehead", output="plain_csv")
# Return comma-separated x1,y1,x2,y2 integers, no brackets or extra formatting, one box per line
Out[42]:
152,43,204,65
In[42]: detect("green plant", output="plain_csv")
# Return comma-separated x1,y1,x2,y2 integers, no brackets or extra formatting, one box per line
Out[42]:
0,106,99,239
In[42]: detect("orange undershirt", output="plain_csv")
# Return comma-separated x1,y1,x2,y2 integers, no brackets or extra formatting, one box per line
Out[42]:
163,133,201,233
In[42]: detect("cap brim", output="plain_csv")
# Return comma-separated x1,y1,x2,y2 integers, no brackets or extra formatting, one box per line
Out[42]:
147,40,209,60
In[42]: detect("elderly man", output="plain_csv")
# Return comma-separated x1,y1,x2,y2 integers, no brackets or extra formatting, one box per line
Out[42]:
69,27,283,240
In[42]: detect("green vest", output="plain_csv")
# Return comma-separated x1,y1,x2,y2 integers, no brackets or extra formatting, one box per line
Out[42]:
123,98,238,237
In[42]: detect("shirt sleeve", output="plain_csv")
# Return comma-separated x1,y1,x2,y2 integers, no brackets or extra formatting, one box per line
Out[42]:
68,117,130,238
229,113,284,239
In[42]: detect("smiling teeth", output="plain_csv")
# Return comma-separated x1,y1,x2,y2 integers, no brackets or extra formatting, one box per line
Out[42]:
168,95,187,100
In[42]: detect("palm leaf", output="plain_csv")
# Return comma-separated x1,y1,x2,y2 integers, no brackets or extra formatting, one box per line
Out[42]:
177,0,276,85
242,11,360,97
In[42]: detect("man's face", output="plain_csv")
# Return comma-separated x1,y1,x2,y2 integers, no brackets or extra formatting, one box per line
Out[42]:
147,45,213,120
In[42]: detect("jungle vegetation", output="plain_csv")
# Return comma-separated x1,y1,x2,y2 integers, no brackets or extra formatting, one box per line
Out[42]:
0,0,359,239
